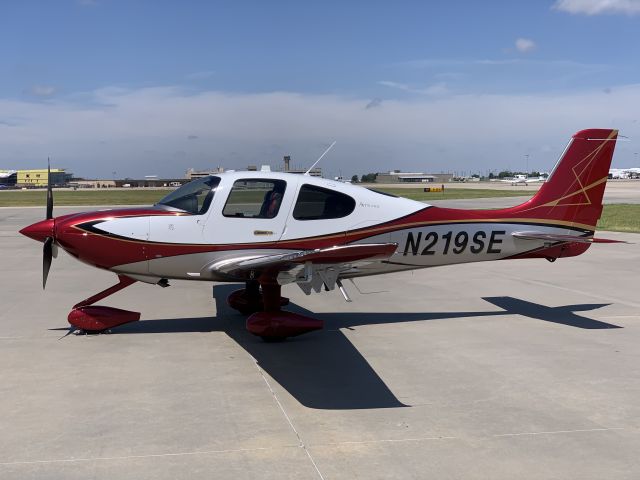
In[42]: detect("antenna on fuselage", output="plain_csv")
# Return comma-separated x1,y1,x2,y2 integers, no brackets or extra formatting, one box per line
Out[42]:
304,141,336,176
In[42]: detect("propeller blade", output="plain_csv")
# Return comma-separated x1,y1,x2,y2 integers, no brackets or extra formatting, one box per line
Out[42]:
46,158,53,220
43,236,53,289
58,326,78,340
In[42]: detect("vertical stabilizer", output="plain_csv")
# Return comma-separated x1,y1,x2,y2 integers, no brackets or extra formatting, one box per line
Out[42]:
512,129,618,229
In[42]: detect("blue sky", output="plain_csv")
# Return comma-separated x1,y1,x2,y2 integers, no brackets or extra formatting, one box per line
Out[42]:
1,0,640,178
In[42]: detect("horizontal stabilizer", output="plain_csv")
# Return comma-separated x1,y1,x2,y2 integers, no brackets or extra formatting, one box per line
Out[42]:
513,231,627,244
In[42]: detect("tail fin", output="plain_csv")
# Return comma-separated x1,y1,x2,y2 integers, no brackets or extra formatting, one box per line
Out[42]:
514,128,618,229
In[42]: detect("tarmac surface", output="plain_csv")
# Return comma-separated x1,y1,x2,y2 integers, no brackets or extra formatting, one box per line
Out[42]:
1,191,640,479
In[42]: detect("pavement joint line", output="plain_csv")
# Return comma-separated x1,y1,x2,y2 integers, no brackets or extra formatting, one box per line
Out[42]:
249,353,326,480
0,445,300,466
312,427,625,448
0,428,628,466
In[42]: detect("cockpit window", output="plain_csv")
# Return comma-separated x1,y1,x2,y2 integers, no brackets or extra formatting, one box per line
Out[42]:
223,179,287,218
156,176,220,214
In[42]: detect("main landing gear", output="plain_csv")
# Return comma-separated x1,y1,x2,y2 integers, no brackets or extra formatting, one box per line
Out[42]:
67,275,141,333
227,280,323,341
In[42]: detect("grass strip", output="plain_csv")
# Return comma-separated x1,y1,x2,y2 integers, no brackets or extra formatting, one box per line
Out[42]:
372,187,533,201
0,189,170,207
597,204,640,233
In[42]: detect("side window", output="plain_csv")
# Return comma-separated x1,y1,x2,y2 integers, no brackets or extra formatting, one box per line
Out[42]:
293,184,356,220
223,179,287,219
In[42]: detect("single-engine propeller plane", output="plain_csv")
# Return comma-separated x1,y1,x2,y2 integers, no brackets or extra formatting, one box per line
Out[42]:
21,129,622,340
500,174,547,185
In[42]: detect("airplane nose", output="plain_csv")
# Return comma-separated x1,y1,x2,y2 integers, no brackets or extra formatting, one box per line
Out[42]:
19,218,55,243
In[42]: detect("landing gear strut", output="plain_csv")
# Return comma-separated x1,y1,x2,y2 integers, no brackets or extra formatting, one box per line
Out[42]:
67,275,140,333
227,280,289,314
241,280,323,341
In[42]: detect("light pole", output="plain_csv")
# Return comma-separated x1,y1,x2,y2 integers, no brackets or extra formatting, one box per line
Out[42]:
525,154,529,175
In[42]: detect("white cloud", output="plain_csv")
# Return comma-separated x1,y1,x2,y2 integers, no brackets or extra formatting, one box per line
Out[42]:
396,58,608,70
378,80,449,96
185,70,216,80
553,0,640,15
421,83,449,96
378,80,411,91
515,38,536,53
27,85,56,97
1,85,638,177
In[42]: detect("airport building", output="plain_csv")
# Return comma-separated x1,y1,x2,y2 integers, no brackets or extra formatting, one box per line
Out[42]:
0,170,17,186
187,156,322,178
245,157,322,176
16,169,72,187
113,178,188,188
70,180,118,188
376,170,453,184
272,155,322,177
186,167,225,180
68,178,189,188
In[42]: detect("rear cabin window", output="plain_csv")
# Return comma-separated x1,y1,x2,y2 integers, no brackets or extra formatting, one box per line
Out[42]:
293,184,356,220
222,179,287,219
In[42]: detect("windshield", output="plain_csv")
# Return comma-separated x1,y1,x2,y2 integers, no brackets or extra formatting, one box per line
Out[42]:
156,176,221,214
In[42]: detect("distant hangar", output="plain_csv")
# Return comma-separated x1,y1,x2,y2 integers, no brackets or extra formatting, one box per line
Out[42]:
376,170,453,184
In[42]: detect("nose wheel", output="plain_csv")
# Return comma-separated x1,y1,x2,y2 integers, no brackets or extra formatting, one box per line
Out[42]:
67,275,140,333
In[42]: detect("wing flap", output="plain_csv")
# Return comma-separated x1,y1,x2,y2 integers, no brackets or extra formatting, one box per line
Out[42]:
210,243,398,278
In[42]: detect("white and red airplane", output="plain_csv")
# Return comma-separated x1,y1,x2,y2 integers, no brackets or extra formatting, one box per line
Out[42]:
21,129,621,340
499,174,547,185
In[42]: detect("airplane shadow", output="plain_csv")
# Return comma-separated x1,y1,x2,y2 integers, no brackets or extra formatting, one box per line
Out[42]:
91,285,619,410
482,297,619,329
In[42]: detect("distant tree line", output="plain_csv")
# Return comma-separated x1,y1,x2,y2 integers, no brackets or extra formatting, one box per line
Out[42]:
355,173,378,183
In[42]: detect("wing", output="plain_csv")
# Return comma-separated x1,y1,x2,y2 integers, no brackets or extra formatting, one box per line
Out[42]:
512,231,626,244
207,243,398,294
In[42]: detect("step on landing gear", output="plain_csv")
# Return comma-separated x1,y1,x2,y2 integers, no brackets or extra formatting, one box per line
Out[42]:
243,281,323,341
67,275,141,333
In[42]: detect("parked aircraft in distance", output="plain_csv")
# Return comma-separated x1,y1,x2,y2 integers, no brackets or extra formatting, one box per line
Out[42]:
609,167,640,179
20,129,622,341
500,174,547,186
